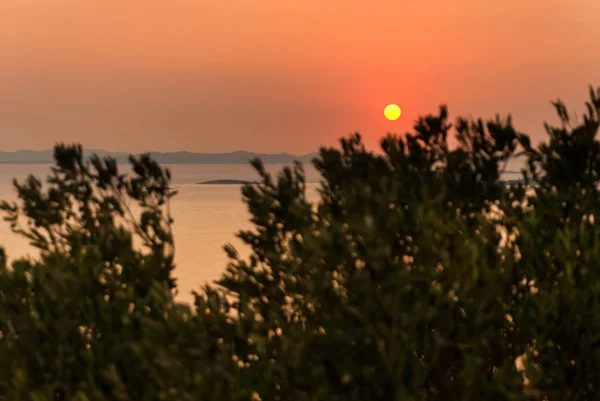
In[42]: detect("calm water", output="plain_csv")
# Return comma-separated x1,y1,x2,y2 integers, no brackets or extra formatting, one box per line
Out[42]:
0,164,321,303
0,164,520,303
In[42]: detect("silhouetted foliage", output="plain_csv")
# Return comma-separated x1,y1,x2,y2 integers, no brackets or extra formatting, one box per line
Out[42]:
1,87,600,400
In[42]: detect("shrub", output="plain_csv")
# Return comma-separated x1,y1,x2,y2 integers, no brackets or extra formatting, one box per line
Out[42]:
0,87,599,400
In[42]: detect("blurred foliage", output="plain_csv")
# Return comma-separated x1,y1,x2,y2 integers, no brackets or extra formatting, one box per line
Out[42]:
0,87,599,400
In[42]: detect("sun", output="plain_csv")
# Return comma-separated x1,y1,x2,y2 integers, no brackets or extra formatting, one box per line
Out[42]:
384,104,402,121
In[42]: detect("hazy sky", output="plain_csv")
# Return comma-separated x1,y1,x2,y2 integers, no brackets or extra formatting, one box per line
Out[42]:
1,0,599,153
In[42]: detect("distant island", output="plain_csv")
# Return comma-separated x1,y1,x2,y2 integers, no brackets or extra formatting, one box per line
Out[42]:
198,180,258,185
0,149,319,165
0,149,523,175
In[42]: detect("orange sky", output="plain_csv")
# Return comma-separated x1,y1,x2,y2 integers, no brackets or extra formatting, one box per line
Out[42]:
0,0,599,153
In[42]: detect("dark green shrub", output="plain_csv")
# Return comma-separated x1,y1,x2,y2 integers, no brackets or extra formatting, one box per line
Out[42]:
1,87,599,400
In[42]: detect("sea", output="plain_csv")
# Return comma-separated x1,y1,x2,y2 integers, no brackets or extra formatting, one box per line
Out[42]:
0,164,521,304
0,164,322,304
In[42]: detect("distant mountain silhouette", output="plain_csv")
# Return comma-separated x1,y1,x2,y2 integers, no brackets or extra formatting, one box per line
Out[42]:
198,180,258,185
0,149,319,164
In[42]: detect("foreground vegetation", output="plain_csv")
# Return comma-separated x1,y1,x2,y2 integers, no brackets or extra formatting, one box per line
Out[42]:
0,87,599,400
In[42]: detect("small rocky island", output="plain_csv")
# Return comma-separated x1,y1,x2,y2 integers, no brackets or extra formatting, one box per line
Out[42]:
197,179,258,185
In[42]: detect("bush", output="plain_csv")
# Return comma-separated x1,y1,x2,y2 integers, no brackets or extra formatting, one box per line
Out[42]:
0,87,599,400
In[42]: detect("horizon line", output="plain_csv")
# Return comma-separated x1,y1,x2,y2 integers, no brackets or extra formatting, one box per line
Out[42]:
0,148,321,157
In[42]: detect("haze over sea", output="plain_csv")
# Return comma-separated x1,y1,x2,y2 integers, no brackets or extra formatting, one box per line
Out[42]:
0,163,521,304
0,164,323,303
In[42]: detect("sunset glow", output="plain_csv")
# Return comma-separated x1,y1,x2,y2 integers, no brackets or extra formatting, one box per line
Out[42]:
0,1,599,153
